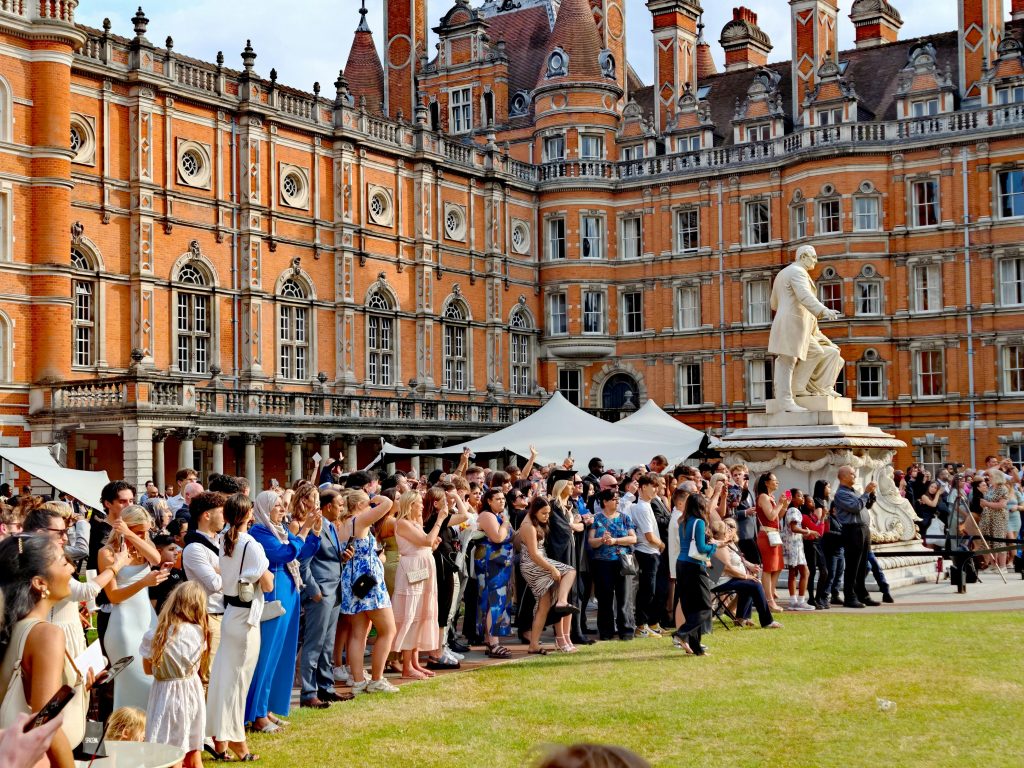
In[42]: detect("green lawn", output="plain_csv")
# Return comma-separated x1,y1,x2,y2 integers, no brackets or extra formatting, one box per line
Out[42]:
238,612,1023,768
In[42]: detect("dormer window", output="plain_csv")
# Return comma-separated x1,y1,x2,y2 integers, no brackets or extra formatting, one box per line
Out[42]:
621,144,644,161
449,87,473,134
546,48,568,78
997,85,1024,105
747,123,771,142
510,90,530,117
911,98,939,117
599,50,616,79
817,107,843,126
677,134,701,153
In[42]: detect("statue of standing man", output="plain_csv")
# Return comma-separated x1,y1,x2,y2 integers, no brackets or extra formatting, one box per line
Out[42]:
768,245,844,413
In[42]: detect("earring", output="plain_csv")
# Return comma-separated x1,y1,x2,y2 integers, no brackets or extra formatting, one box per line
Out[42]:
42,586,50,599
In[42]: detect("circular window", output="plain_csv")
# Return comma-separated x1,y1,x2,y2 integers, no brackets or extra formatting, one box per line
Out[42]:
283,175,299,198
181,150,201,179
510,92,528,116
70,127,81,154
368,188,393,226
445,206,465,240
550,53,563,71
280,170,308,208
511,221,530,254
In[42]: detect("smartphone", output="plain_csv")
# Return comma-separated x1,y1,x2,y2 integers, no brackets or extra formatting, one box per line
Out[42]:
783,490,792,500
567,451,572,459
25,685,75,732
271,478,280,489
93,656,134,688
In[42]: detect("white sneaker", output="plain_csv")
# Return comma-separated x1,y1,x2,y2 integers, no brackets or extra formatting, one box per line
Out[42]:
440,649,462,665
366,679,400,694
333,665,352,684
635,625,653,638
784,601,800,612
443,646,465,661
350,680,368,695
795,601,817,612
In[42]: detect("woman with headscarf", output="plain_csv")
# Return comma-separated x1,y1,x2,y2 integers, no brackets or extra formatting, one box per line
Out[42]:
244,490,321,733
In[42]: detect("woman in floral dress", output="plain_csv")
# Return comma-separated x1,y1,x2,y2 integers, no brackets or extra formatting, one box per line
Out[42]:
475,488,514,658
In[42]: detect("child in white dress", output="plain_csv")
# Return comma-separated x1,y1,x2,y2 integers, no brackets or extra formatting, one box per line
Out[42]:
141,582,210,768
783,490,815,612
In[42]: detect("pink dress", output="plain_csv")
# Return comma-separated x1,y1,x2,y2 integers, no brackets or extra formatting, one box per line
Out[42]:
390,527,438,651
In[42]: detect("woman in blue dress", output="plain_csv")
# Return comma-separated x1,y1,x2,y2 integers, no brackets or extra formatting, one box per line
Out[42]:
339,490,398,694
245,490,321,731
475,488,514,658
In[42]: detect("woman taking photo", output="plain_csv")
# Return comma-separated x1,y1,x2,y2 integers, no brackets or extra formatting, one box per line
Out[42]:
916,481,942,539
516,497,578,654
754,473,787,611
287,481,318,536
207,493,272,762
391,491,443,679
339,490,398,694
588,488,637,641
673,493,720,656
475,488,514,658
0,535,86,768
245,490,321,732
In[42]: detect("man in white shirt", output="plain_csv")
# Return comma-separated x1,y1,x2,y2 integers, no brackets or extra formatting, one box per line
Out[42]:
630,474,666,637
166,467,198,516
182,491,227,657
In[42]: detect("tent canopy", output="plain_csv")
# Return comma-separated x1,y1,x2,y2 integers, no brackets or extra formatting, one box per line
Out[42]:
379,393,705,470
0,447,110,511
617,399,707,465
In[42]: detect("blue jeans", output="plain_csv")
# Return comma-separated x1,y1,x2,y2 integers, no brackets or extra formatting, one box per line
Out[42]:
824,534,844,598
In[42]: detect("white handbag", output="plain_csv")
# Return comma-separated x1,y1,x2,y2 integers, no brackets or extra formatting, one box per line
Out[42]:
766,529,783,547
688,537,711,563
406,567,430,584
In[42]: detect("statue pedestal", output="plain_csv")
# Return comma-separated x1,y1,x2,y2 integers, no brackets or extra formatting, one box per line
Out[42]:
712,397,924,549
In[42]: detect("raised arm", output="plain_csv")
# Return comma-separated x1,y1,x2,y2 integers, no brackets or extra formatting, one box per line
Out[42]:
399,515,444,548
520,445,538,481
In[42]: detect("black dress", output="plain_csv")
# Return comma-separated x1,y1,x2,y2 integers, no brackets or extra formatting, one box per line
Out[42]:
546,500,577,606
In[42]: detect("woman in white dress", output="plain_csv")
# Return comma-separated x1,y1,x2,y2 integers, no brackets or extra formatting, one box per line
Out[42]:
141,582,210,768
206,493,272,763
98,505,169,710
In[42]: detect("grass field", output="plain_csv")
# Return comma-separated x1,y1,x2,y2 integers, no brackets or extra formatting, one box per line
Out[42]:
235,611,1023,768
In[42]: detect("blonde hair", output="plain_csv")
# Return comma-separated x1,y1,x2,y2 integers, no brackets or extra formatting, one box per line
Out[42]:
105,505,151,551
148,582,211,682
710,473,729,487
987,468,1009,488
39,501,73,520
395,490,422,521
105,707,146,742
339,489,369,522
552,479,571,502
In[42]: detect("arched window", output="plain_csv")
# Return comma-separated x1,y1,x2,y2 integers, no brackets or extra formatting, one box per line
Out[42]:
366,288,395,386
0,308,12,383
442,299,468,391
0,75,11,143
509,307,533,396
176,264,211,374
70,247,96,368
278,278,309,380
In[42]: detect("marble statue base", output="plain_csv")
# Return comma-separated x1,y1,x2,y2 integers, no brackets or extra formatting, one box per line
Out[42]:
712,396,924,547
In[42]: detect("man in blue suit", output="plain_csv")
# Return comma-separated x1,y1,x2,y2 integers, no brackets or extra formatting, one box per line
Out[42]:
299,488,353,707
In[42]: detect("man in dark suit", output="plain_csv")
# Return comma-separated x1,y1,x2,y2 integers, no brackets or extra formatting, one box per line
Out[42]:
298,488,353,707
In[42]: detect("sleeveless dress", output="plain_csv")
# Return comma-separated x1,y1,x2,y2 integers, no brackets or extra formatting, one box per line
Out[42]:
105,562,157,710
756,502,784,572
390,527,438,651
340,528,391,614
475,513,514,638
518,532,574,618
140,623,205,752
381,530,401,597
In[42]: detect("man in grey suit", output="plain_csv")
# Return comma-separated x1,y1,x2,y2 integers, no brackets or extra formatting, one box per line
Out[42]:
299,488,353,707
768,244,843,412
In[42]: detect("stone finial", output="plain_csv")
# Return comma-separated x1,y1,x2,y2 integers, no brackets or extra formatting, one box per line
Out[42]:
102,17,111,34
335,69,349,98
132,6,148,38
165,36,173,51
313,81,321,96
241,39,257,72
269,67,278,84
216,50,224,67
357,0,371,32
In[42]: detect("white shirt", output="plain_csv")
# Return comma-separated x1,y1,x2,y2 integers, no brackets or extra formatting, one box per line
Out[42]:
183,530,225,614
630,498,660,556
667,509,684,568
220,532,268,627
167,494,186,514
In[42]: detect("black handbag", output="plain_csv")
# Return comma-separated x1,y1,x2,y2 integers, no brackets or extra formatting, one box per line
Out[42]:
619,550,638,577
346,518,378,599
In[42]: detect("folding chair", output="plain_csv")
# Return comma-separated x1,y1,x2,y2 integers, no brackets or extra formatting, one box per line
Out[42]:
711,584,739,630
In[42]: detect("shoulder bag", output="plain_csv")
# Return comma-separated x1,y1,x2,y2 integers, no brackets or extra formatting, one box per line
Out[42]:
235,541,255,604
347,518,379,600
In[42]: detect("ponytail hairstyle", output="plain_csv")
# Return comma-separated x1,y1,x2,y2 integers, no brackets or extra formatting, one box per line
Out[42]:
149,581,212,681
0,535,64,655
222,493,253,557
754,472,774,498
104,504,151,552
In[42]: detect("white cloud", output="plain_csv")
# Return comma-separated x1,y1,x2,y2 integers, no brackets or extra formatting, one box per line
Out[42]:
76,0,967,94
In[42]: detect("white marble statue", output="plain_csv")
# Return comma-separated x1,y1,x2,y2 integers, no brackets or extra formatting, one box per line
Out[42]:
768,245,844,412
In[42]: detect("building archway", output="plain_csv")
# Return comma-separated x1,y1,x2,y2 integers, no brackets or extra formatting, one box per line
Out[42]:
601,372,639,415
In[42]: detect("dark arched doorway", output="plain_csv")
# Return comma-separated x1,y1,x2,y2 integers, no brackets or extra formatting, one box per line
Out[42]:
601,373,638,420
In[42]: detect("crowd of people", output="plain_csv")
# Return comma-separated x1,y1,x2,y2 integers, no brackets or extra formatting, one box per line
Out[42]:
0,449,1020,767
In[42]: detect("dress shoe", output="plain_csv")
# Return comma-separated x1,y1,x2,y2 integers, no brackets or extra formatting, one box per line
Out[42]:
426,658,460,671
299,697,329,709
843,601,866,608
583,627,599,635
862,598,881,607
449,639,471,654
318,689,353,703
882,592,894,604
830,594,842,605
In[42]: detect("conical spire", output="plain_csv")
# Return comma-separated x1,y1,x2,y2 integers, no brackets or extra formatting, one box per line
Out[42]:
538,0,608,86
345,0,385,115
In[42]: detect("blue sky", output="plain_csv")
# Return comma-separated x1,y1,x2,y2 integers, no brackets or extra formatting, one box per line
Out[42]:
77,1,963,95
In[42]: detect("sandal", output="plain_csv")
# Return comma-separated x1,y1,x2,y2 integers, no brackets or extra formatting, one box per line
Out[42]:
268,715,289,727
236,754,259,762
250,722,280,734
527,647,550,655
484,643,512,659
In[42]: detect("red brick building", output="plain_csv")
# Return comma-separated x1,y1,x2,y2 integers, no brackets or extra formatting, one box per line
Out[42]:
2,0,1024,492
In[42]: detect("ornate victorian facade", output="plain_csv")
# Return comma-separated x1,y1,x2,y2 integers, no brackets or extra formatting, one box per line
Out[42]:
2,0,1024,491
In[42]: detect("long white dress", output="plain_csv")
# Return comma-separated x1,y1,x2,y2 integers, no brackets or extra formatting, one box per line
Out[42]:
141,623,206,752
104,563,157,710
50,578,102,660
206,532,268,743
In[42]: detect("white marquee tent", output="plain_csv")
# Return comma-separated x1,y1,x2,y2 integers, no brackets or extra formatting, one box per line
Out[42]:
377,393,706,470
0,446,110,511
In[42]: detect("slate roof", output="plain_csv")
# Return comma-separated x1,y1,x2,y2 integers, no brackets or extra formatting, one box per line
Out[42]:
482,4,553,98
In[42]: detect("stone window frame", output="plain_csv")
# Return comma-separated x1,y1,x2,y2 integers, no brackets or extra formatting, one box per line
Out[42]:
279,163,310,210
908,258,943,314
674,206,700,253
578,132,605,161
581,286,609,335
742,273,773,326
816,184,842,236
911,434,948,477
0,74,11,143
557,367,583,406
274,270,317,383
508,303,537,397
619,213,642,259
912,346,945,399
743,198,771,246
169,248,220,377
994,165,1024,221
0,183,12,263
744,353,774,406
997,251,1024,307
619,285,644,336
674,281,701,331
908,175,941,228
790,192,808,240
853,264,884,317
364,281,401,389
0,306,11,383
448,86,473,134
853,181,882,231
510,218,531,256
70,113,97,166
440,294,472,392
70,239,107,371
817,266,843,314
579,211,606,260
855,347,887,401
546,290,568,336
176,139,213,190
367,184,394,227
545,215,566,260
542,132,566,162
443,202,468,243
676,359,704,408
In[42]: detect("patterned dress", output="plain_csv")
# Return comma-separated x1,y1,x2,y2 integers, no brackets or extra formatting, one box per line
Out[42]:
340,529,391,614
475,513,514,638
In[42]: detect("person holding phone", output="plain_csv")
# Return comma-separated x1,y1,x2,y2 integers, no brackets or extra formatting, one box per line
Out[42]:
0,534,86,767
754,473,788,612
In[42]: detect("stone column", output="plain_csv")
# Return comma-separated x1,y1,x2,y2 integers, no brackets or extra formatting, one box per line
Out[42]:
122,423,154,492
345,435,358,472
210,432,228,477
318,434,333,466
177,427,198,471
289,434,304,484
152,429,168,490
410,441,420,479
244,433,261,492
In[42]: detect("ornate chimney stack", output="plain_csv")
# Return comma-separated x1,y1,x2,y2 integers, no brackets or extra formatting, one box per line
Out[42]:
850,0,903,48
384,0,427,119
958,0,1004,101
790,0,839,122
720,7,772,72
646,0,703,132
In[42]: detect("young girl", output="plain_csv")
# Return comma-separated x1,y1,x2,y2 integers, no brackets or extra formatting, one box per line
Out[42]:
104,707,146,743
141,582,211,768
783,490,816,611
